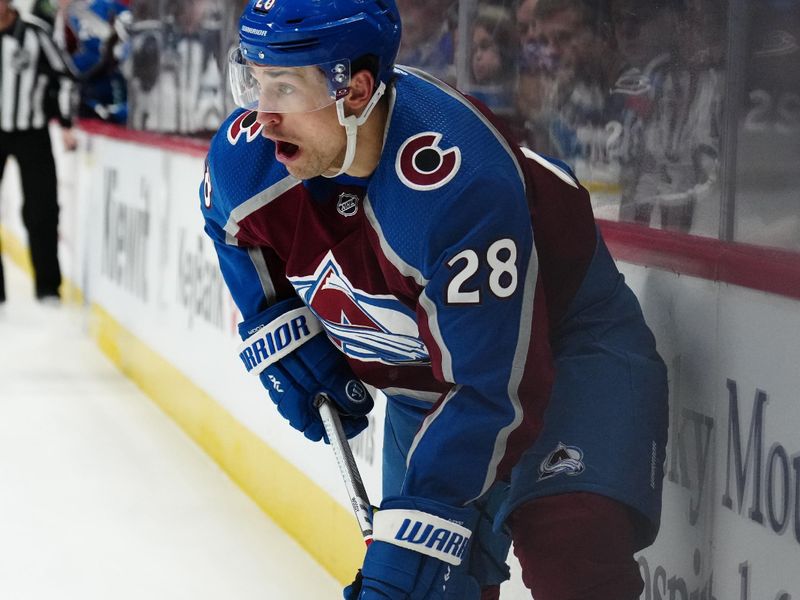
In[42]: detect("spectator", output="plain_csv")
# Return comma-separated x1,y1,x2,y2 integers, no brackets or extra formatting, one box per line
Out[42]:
0,0,77,304
513,0,556,152
533,0,618,203
609,0,716,233
396,0,457,83
468,3,518,117
536,0,613,88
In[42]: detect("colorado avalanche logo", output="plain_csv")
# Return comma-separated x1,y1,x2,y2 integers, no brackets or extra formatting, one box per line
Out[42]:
395,132,461,191
227,110,264,145
538,443,586,481
289,252,428,364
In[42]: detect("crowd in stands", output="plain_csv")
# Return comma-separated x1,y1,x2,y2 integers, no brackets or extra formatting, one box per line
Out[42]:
21,0,800,244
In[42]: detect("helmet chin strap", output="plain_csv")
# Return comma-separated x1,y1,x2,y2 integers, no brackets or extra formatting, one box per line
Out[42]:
324,81,387,178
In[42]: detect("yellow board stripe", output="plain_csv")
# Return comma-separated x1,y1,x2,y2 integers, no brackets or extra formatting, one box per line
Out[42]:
0,226,84,304
1,225,34,276
1,227,364,585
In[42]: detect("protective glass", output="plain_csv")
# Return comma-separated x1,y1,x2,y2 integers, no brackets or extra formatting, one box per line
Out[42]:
228,47,351,113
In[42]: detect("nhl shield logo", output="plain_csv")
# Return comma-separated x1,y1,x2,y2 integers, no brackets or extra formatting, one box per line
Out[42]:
337,193,359,217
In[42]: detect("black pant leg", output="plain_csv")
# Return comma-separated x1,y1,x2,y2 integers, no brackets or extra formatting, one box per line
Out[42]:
0,140,9,303
0,230,5,303
15,129,62,298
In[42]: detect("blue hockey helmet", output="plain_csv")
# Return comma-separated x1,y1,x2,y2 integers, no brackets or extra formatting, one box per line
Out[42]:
231,0,401,113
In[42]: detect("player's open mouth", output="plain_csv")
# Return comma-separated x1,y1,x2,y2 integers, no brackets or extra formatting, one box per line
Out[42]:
276,140,300,162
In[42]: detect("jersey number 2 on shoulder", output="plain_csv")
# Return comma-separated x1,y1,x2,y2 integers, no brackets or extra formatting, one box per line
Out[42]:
446,238,518,304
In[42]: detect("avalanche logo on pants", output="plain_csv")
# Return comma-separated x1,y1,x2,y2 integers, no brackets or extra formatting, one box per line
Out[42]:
538,442,586,481
289,251,429,365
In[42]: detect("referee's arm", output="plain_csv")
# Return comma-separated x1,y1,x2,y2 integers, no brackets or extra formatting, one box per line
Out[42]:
33,19,78,147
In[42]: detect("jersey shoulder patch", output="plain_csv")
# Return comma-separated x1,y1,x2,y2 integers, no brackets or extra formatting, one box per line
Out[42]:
395,131,462,191
226,109,264,146
206,109,287,218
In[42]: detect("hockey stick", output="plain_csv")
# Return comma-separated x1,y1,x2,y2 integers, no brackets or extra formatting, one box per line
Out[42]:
314,393,373,545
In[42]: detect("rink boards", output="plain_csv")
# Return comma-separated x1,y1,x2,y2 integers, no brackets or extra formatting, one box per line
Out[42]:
1,123,798,598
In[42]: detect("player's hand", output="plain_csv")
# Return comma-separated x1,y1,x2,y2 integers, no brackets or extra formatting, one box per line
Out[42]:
238,297,373,442
348,496,480,600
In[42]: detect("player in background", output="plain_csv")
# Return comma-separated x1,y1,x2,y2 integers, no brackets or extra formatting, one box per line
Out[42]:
200,1,669,598
51,0,131,123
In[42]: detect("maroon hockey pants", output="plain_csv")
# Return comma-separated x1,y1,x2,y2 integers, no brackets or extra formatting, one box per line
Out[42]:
481,492,644,600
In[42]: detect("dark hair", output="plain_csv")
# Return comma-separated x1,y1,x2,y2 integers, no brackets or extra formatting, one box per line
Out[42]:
536,0,610,34
352,54,384,91
352,54,381,81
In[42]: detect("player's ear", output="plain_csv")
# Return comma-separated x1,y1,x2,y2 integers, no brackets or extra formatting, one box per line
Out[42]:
345,69,377,113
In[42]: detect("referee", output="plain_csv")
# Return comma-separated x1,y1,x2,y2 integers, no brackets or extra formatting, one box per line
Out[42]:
0,0,77,304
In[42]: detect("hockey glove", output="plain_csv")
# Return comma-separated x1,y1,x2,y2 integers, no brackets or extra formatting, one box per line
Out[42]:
238,297,373,442
347,496,481,600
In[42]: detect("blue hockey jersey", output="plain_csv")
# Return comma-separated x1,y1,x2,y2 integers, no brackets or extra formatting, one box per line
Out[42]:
202,67,606,509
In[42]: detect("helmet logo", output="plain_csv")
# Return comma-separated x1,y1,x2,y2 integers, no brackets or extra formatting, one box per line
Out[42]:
253,0,275,13
227,110,264,145
395,132,461,191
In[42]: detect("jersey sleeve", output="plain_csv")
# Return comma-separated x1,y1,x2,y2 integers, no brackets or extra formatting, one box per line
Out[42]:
34,23,77,127
200,145,293,320
399,172,550,506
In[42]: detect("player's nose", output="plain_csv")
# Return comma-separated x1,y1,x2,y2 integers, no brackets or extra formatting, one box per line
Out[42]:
256,111,281,128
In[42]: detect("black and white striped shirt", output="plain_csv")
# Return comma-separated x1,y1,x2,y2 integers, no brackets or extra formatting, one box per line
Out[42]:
0,13,76,133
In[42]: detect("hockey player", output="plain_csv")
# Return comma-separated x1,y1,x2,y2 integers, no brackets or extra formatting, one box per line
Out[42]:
55,0,130,123
201,1,669,598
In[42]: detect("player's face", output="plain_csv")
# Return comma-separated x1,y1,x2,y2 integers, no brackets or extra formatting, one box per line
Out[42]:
256,104,348,180
250,65,337,114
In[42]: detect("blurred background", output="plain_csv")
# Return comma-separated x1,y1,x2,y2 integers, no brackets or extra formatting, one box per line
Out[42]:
18,0,800,252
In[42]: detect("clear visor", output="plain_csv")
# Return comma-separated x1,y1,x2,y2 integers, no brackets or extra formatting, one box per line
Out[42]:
228,47,351,113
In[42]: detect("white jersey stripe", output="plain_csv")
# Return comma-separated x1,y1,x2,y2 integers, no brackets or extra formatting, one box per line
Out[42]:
480,235,538,498
225,175,301,237
520,147,579,189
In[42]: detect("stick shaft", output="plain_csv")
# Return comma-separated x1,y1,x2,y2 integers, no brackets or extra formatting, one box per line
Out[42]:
315,393,373,544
